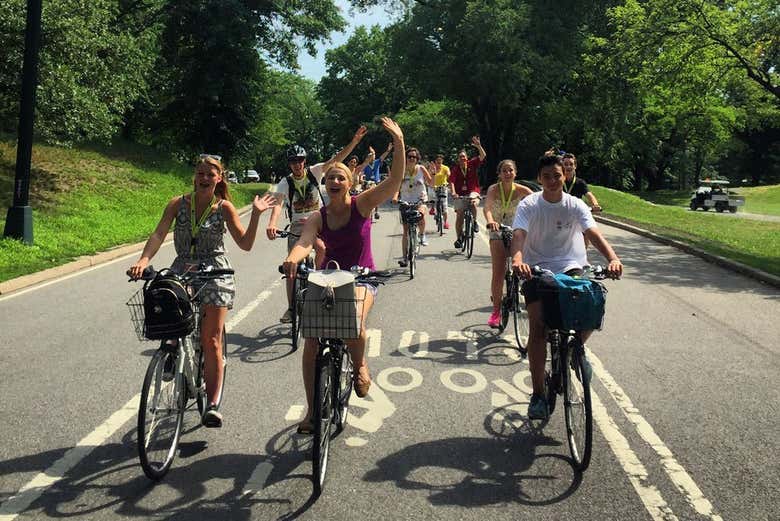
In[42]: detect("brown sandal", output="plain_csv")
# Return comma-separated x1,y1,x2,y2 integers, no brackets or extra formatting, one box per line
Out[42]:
296,419,314,435
353,366,371,397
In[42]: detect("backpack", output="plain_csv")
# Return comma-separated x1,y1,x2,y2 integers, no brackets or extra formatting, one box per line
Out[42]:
540,273,607,331
285,167,323,221
143,270,195,340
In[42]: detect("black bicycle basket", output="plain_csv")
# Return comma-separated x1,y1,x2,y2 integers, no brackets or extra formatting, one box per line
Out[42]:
142,269,195,340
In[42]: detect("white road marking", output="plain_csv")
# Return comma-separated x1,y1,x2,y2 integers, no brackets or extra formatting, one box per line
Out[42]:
376,367,423,393
241,461,273,497
347,382,396,434
0,285,279,519
285,405,305,421
447,330,478,360
491,391,510,408
0,395,139,521
591,389,679,520
397,330,431,358
345,436,368,447
440,368,488,394
366,328,382,357
494,377,530,403
590,352,723,520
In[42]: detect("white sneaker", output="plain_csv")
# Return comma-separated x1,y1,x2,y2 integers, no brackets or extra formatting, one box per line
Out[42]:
420,234,429,246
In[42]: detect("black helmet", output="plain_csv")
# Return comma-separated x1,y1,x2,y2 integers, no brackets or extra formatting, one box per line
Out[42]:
286,145,307,160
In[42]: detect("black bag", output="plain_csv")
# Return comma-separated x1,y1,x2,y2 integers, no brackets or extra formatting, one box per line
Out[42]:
143,270,195,340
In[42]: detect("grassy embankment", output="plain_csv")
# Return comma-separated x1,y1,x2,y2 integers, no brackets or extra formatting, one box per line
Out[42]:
637,185,780,216
0,140,268,282
591,186,780,277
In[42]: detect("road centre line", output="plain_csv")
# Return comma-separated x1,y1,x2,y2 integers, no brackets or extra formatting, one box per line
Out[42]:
0,285,279,520
590,352,723,521
591,390,679,520
0,395,140,521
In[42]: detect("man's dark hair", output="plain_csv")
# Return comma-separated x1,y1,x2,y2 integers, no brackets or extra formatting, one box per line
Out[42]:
537,154,563,173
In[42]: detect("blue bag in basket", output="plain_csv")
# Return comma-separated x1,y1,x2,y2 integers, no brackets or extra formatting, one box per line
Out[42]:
541,273,607,331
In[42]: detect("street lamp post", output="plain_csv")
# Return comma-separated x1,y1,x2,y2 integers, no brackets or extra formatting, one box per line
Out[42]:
4,0,43,245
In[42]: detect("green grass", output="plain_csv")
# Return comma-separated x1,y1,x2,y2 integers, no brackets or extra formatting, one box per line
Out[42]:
592,186,780,277
0,140,268,282
633,184,780,216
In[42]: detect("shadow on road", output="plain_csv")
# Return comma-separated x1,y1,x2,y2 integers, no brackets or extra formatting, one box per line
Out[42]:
229,323,296,364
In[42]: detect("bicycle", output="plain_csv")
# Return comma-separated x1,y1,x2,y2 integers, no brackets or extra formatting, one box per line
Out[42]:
286,263,386,496
433,186,447,236
528,265,610,472
457,193,481,259
398,199,426,279
276,227,315,351
495,225,528,353
126,264,233,480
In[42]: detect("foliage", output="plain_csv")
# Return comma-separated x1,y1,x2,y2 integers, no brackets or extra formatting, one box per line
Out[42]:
393,98,473,160
0,0,159,144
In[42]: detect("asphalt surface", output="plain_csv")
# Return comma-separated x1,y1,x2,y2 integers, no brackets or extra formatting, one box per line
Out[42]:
1,202,778,521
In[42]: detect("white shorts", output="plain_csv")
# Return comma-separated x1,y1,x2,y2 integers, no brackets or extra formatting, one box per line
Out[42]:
453,192,480,211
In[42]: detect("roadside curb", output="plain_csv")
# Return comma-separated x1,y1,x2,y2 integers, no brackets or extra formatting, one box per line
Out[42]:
595,215,780,289
0,204,255,296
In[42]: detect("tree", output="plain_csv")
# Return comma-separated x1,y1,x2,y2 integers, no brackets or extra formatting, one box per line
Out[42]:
0,0,159,143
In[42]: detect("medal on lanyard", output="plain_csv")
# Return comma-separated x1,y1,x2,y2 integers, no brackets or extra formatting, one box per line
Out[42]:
190,192,216,256
499,182,515,221
563,175,576,194
293,176,306,200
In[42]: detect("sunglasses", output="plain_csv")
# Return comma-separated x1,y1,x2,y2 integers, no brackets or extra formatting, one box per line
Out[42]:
407,154,419,160
288,157,305,163
199,153,222,161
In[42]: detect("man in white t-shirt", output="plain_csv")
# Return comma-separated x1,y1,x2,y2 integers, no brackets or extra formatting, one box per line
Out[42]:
511,154,623,420
266,126,367,323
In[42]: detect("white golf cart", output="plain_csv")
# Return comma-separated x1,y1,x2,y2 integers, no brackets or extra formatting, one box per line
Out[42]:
689,180,745,213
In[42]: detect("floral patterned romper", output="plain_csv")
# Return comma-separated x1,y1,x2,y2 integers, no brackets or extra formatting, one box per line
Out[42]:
170,196,235,308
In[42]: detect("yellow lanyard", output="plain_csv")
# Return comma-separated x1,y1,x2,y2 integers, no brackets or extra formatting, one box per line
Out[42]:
498,182,515,220
292,175,306,200
190,192,216,255
405,168,415,189
563,175,576,194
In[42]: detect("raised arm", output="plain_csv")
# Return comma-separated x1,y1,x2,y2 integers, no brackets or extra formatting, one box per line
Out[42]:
323,125,368,171
420,164,433,186
357,118,405,216
472,135,486,162
379,142,393,161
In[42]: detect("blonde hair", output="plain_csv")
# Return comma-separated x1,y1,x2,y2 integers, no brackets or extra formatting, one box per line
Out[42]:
326,162,353,186
195,156,231,201
496,159,517,174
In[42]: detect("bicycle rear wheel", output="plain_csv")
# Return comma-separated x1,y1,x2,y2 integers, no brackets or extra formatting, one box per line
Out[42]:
138,348,185,480
334,347,353,432
196,327,228,415
437,202,444,235
461,215,470,254
312,347,334,496
563,341,593,471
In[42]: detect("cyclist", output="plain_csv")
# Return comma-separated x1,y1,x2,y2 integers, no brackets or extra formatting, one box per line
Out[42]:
429,153,451,230
266,126,368,324
363,143,394,219
127,154,277,428
511,154,622,420
561,152,602,211
282,117,406,434
484,159,534,328
450,135,487,248
392,147,433,266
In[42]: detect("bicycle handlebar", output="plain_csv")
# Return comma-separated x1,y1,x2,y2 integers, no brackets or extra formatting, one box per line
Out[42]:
278,263,390,285
129,265,235,283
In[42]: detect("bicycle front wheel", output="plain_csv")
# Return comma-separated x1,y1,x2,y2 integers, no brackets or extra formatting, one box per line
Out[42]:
465,223,475,259
290,277,302,352
563,342,593,471
334,348,353,432
437,202,444,235
312,348,334,496
408,229,417,279
138,348,185,480
511,276,529,352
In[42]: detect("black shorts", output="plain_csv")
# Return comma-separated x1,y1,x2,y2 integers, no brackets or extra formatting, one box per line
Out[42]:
521,268,584,305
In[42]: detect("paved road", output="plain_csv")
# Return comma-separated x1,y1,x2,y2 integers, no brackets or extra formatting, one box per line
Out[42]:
1,202,778,520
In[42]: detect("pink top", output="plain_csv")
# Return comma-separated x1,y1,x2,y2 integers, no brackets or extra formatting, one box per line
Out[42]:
319,196,375,271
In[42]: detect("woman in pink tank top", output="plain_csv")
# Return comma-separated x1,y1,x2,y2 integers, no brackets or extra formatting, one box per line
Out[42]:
282,117,406,434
